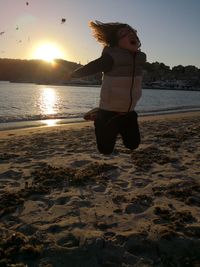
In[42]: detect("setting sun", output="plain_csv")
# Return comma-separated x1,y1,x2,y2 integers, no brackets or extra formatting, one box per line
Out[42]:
33,43,64,63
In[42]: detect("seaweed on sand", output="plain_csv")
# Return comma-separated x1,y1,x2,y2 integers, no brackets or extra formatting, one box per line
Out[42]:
131,146,176,171
31,162,117,188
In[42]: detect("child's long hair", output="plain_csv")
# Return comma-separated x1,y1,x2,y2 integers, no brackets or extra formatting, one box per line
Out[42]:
89,20,141,47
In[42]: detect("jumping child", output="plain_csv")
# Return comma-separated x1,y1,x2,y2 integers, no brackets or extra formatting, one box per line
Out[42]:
69,21,146,155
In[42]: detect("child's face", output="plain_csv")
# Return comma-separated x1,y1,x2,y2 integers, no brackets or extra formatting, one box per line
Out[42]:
117,27,140,53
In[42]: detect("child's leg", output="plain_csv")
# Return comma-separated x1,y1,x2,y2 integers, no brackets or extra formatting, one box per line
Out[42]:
119,111,140,150
94,109,119,155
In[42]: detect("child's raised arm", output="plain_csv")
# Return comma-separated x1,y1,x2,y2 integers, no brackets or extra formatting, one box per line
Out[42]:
70,53,113,79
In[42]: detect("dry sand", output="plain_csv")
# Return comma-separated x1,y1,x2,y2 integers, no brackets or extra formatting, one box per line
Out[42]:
0,112,200,267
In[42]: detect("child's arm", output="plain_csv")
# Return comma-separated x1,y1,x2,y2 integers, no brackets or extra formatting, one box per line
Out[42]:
70,53,113,79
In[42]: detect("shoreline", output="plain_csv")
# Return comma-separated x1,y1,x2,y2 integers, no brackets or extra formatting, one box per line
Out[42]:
0,111,200,266
1,109,200,132
7,81,200,91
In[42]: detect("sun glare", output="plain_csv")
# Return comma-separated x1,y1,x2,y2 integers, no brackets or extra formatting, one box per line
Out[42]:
33,43,64,63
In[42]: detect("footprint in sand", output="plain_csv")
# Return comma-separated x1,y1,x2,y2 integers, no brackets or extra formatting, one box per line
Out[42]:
54,196,71,205
132,178,150,188
0,153,19,161
153,206,195,227
112,195,128,205
90,153,102,160
71,160,92,167
27,196,54,211
57,233,80,248
15,157,32,163
94,222,118,230
46,224,63,233
0,169,22,179
92,184,106,192
125,195,153,214
121,163,133,169
67,197,92,208
115,180,129,189
16,224,37,236
76,200,92,208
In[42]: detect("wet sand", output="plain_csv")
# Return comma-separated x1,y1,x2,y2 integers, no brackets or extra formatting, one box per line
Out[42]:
0,112,200,267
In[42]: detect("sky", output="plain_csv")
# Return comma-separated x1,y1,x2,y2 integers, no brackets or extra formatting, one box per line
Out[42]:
0,0,200,68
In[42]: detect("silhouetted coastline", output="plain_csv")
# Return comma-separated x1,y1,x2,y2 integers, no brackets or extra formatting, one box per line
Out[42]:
0,58,200,90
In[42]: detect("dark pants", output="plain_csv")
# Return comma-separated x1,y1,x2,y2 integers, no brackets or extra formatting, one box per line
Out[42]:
94,109,140,155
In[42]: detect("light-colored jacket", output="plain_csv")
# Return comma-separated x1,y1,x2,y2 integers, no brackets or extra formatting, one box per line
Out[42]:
99,47,146,112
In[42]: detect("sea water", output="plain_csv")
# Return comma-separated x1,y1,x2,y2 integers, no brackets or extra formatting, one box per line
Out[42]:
0,82,200,130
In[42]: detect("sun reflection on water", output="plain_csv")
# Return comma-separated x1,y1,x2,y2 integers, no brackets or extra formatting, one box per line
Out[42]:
39,87,57,115
44,119,61,127
38,87,61,126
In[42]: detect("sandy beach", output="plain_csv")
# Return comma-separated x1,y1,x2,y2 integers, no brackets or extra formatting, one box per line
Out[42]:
0,112,200,267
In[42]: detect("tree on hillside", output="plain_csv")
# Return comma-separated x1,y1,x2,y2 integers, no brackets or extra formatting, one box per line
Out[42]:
144,62,171,82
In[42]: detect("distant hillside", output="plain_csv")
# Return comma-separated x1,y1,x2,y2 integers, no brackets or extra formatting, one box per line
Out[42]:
0,58,200,89
0,58,81,84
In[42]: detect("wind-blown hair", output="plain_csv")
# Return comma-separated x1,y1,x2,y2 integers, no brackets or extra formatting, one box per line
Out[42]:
89,20,141,47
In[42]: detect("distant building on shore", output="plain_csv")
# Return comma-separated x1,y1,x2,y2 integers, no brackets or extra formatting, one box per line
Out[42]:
144,79,200,90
